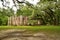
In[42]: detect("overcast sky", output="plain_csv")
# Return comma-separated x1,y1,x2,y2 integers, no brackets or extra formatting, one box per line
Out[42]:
0,0,40,14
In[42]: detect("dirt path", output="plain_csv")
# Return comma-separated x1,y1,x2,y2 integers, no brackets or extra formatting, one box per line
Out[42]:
0,29,60,40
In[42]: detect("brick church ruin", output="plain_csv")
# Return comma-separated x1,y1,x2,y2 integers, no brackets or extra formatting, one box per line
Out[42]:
8,15,42,26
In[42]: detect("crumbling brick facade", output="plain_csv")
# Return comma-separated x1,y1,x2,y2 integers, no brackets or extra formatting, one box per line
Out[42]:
8,15,28,26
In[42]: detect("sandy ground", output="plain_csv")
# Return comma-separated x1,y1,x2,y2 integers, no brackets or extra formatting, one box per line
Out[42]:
0,29,60,40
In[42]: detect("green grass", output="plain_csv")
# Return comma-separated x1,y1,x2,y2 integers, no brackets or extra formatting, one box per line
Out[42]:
0,26,60,32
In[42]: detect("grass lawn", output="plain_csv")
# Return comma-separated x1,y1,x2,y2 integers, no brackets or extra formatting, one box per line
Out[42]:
0,26,60,32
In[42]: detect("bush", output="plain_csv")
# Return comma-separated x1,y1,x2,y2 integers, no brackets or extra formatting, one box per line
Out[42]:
27,20,38,26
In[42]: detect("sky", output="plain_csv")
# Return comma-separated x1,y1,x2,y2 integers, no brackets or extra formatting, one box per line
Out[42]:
26,0,40,5
0,0,40,14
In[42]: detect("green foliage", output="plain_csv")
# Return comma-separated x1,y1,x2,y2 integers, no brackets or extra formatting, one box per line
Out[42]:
17,6,33,16
35,1,60,25
0,8,14,25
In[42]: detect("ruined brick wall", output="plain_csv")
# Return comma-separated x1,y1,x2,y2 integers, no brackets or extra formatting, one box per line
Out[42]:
8,15,28,26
